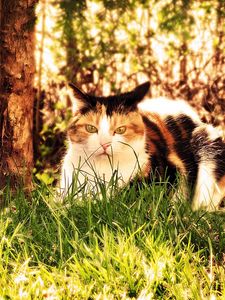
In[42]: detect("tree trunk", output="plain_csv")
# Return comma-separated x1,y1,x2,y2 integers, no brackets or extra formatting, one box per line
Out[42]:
0,0,37,191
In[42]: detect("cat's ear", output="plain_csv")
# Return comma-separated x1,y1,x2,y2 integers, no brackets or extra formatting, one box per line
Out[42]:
133,81,150,101
123,81,150,107
68,83,96,111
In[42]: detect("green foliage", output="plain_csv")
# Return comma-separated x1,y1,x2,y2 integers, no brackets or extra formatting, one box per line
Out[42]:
158,0,194,37
35,172,54,185
52,0,225,90
1,177,225,298
55,0,154,87
59,0,86,17
102,0,130,10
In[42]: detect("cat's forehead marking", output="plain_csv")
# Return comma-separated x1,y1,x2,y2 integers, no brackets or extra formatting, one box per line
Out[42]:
99,114,110,134
95,102,103,113
83,105,105,124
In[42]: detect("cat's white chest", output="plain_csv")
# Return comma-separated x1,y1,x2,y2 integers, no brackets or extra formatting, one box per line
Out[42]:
60,139,148,194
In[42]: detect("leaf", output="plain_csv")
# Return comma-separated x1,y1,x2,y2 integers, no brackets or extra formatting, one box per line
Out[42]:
35,173,54,185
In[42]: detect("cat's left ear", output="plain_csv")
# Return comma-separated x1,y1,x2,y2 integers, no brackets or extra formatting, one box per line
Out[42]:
133,81,150,101
68,83,96,111
124,81,150,107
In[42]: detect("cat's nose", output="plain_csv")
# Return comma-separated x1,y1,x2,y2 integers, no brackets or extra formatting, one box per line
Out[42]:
101,143,111,151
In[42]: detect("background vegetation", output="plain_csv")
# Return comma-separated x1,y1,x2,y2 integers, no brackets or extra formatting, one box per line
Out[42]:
34,0,225,183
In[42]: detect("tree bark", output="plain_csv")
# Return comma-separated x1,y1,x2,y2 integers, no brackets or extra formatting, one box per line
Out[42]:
0,0,37,190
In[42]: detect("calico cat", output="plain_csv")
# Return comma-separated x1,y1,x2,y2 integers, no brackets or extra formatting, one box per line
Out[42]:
60,82,225,211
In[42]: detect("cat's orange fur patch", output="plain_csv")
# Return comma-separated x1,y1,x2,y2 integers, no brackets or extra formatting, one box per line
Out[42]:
168,153,186,174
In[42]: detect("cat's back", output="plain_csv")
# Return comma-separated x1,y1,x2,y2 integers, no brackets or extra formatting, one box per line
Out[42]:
138,96,203,148
138,97,201,124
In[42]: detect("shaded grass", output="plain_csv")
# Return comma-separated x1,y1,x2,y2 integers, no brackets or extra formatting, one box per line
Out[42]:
0,177,225,299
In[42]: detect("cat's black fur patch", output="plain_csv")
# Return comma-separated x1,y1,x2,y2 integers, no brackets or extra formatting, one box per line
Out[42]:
69,81,150,115
191,127,225,182
165,115,198,187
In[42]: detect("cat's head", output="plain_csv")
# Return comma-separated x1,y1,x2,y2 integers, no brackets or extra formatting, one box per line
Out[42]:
67,82,150,160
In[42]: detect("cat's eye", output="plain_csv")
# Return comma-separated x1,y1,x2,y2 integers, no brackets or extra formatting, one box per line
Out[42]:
85,124,98,133
114,126,126,134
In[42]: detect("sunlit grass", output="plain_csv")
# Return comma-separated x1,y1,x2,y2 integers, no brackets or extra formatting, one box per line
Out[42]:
1,177,225,299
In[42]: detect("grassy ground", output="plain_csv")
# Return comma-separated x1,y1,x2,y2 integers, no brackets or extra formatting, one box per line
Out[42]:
1,177,225,299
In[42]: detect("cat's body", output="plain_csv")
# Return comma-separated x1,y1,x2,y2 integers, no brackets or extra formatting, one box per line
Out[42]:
60,82,225,211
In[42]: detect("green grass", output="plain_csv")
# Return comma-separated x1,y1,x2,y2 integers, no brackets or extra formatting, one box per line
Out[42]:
1,177,225,299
